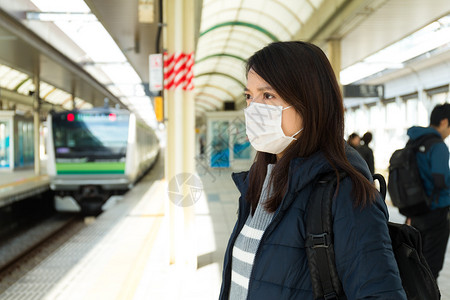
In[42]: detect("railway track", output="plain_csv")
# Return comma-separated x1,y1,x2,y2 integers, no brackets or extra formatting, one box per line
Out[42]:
0,214,85,294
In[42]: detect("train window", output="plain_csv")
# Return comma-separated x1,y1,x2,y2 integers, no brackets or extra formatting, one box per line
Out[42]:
52,112,130,161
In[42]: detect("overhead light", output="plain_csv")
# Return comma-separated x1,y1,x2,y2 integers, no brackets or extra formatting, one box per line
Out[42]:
55,21,127,63
99,63,141,84
340,14,450,84
29,0,90,13
28,0,157,125
26,11,97,22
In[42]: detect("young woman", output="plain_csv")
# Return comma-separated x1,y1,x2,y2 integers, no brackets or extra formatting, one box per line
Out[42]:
219,41,406,299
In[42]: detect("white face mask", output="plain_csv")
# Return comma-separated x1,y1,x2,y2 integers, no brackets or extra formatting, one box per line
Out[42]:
244,102,303,154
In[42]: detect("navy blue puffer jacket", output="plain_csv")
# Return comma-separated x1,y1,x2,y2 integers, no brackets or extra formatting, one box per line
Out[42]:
219,146,406,299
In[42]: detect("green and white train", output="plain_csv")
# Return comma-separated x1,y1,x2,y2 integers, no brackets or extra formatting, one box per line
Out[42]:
47,107,159,215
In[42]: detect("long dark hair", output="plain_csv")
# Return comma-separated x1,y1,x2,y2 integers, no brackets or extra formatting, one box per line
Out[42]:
245,41,377,214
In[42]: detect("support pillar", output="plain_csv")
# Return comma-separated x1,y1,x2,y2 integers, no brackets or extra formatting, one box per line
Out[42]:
327,39,341,85
33,60,41,175
71,80,76,109
164,0,197,269
182,0,196,272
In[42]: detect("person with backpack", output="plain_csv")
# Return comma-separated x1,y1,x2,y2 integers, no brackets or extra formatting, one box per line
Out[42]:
407,103,450,280
219,41,406,299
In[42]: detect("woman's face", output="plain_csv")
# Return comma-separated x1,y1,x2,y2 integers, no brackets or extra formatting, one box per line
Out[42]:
245,69,303,138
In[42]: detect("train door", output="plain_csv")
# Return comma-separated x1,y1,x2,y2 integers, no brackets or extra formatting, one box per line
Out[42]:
0,120,11,170
15,119,34,167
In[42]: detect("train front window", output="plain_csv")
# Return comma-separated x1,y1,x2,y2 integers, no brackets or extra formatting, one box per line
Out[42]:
52,112,129,161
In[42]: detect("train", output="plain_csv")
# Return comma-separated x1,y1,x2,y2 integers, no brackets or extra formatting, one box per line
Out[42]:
46,107,160,215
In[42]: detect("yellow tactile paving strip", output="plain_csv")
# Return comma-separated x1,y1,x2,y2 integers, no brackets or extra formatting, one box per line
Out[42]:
0,174,48,189
0,174,50,205
41,180,167,300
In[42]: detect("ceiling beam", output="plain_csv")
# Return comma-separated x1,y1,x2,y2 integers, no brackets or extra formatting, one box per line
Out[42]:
196,72,245,88
196,53,246,64
195,84,238,101
196,98,217,109
0,87,62,111
195,92,224,107
200,21,279,42
202,8,291,37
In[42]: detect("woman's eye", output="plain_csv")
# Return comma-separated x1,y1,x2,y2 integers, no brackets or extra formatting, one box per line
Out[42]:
244,93,252,100
263,93,274,100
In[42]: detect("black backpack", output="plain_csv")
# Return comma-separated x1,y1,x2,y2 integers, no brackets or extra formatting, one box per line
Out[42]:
306,172,441,300
387,134,442,217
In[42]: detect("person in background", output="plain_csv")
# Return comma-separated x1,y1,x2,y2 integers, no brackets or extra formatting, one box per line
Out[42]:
347,132,361,149
357,131,375,174
199,134,205,156
219,41,406,300
408,103,450,280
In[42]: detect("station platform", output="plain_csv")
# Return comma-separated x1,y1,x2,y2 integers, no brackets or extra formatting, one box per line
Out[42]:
1,157,449,299
0,167,49,208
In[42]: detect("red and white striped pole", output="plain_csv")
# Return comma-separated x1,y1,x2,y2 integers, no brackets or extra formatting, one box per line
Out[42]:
164,51,194,91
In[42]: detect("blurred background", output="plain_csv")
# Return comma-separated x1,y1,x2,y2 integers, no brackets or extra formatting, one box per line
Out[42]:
0,0,449,299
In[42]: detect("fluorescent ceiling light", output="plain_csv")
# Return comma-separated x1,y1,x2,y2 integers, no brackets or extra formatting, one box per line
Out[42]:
29,0,157,125
55,21,127,63
99,63,141,84
340,62,403,85
39,82,54,98
127,96,151,104
340,14,450,85
83,65,112,85
0,41,87,109
0,65,29,90
107,84,146,98
45,89,71,104
16,78,34,95
30,0,90,13
78,101,93,109
26,12,96,22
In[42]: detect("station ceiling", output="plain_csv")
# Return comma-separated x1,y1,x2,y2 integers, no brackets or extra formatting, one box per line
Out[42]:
0,0,449,120
193,0,450,114
84,0,161,83
0,6,123,113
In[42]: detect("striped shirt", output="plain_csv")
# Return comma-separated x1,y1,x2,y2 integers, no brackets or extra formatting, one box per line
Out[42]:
229,164,275,299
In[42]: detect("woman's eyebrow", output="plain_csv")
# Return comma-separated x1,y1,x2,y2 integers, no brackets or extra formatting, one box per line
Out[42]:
244,86,275,92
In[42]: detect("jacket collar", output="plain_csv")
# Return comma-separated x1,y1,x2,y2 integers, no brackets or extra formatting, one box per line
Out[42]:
231,170,250,196
232,144,371,200
289,144,371,192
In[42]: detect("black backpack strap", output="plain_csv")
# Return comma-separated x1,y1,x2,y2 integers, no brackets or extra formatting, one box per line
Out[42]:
306,172,346,300
372,173,386,200
409,133,442,153
409,134,443,204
